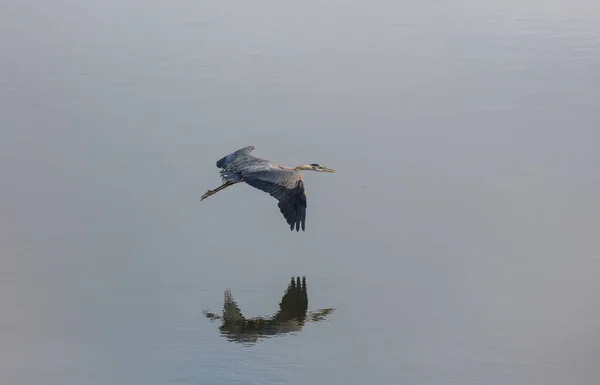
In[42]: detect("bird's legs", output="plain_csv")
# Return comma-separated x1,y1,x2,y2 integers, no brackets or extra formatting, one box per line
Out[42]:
201,180,236,201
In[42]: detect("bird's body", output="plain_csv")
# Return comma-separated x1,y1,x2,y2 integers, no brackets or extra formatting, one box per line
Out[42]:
201,145,335,231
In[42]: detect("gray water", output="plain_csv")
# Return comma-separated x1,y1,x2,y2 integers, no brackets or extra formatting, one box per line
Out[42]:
2,0,600,384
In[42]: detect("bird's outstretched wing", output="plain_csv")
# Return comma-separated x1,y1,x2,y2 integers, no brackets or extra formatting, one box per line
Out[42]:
216,145,255,169
241,167,307,231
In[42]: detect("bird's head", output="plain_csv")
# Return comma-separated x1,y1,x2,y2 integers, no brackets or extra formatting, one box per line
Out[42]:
298,163,335,173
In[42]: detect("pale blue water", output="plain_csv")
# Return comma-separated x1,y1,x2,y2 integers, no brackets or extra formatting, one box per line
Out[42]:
2,0,600,384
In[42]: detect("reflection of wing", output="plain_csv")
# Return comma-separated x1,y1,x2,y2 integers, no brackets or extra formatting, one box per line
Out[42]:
242,167,307,231
222,289,245,323
277,276,308,321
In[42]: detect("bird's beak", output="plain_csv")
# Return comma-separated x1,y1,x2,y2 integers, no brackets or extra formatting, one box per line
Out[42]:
321,167,335,173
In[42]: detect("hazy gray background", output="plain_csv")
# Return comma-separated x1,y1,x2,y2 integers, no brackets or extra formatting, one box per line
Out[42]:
2,0,599,384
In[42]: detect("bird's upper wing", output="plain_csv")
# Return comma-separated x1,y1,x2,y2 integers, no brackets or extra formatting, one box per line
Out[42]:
216,146,255,169
241,166,307,231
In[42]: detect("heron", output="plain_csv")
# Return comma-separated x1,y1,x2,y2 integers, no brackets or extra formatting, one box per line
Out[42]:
200,145,335,231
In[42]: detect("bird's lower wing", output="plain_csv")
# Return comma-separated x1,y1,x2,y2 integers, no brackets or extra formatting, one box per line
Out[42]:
243,177,307,231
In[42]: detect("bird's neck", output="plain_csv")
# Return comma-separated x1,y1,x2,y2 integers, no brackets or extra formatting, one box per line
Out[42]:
277,164,312,171
293,165,313,171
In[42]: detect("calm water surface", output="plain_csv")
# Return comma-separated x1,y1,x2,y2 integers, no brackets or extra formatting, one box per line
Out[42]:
2,0,600,384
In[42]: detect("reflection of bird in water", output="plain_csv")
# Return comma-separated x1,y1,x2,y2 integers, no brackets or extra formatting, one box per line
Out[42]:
200,145,335,231
203,277,334,345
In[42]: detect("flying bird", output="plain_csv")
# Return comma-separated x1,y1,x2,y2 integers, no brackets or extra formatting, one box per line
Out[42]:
200,145,335,231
